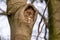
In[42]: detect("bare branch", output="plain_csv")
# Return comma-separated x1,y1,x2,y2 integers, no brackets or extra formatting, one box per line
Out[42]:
36,23,44,40
36,0,49,40
0,9,7,15
0,9,5,12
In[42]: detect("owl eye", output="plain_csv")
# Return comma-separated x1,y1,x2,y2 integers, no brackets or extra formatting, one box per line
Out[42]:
27,11,31,15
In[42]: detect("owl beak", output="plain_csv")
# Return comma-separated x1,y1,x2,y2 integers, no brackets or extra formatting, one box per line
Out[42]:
28,18,31,23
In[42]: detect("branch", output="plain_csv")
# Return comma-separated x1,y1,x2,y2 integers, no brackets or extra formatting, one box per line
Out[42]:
0,9,7,15
36,0,49,40
0,9,5,12
36,23,44,40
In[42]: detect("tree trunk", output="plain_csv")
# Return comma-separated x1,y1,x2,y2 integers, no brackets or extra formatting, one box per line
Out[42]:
49,0,60,40
7,0,38,40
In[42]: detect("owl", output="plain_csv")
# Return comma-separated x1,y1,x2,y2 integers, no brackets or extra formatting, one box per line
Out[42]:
24,7,34,23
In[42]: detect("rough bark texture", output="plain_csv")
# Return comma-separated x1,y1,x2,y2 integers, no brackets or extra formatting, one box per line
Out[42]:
49,0,60,40
7,0,38,40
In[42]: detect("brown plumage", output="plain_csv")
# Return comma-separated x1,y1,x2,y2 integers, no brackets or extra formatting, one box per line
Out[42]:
7,2,38,40
24,8,34,23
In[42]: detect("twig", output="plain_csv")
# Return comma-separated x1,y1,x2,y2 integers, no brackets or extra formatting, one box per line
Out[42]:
36,0,49,40
0,9,7,15
0,9,5,12
44,0,49,40
36,23,44,40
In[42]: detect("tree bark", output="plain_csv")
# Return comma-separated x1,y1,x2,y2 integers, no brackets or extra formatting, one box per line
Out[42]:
7,0,38,40
49,0,60,40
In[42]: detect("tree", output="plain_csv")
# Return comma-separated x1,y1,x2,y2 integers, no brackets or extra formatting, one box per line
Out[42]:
7,0,38,40
48,0,60,40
